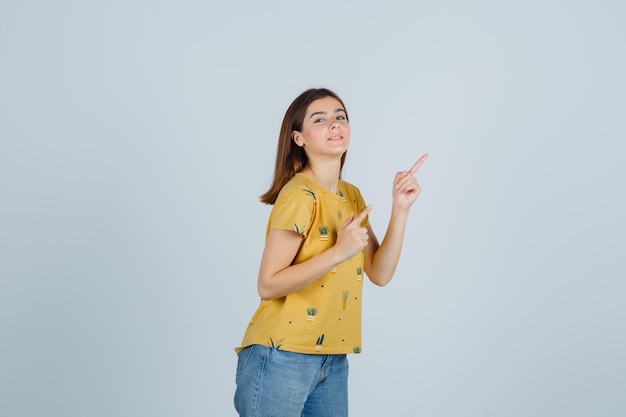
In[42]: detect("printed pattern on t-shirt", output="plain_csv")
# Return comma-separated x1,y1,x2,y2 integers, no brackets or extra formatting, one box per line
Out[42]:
236,173,370,355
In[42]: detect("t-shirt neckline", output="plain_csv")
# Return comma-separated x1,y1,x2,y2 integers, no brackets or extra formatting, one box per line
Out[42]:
295,172,343,198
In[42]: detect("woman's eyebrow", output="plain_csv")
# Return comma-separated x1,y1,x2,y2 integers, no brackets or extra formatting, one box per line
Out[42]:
308,108,346,119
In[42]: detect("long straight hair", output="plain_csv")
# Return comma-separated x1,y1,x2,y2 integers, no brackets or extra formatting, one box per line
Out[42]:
260,88,349,205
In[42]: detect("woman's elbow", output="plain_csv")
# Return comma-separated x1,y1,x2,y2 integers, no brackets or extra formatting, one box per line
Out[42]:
367,272,393,287
370,279,390,287
257,281,272,300
257,277,281,300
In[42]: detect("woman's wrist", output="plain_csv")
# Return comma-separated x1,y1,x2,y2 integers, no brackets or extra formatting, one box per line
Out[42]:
390,203,411,217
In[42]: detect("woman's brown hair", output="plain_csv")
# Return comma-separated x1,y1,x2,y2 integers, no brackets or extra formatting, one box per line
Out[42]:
260,88,349,205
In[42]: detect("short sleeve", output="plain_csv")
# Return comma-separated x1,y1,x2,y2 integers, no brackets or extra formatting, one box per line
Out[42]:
267,190,315,238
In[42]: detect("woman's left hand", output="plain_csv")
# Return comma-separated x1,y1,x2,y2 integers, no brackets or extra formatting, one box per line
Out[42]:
392,153,428,210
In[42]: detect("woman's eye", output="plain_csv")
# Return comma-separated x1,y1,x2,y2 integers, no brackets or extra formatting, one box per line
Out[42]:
337,115,346,120
314,118,324,123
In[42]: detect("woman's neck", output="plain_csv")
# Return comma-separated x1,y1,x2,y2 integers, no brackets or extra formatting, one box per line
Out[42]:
302,160,341,193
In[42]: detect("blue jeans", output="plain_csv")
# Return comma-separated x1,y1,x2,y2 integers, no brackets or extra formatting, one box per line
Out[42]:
234,344,349,417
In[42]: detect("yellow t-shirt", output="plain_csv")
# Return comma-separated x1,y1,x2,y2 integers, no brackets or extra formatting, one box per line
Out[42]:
236,173,370,355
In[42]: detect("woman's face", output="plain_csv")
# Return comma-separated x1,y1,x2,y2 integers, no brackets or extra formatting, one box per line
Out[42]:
293,96,350,158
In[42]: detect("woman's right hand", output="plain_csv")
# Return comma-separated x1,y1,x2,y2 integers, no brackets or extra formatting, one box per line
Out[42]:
333,205,373,262
257,205,373,300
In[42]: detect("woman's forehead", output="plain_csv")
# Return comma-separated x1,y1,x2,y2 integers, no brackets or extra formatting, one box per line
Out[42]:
306,97,345,114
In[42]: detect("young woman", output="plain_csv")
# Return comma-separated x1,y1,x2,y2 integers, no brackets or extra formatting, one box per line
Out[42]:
234,88,427,417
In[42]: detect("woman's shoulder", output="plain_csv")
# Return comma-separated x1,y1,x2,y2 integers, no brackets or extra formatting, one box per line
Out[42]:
275,174,318,204
338,178,363,196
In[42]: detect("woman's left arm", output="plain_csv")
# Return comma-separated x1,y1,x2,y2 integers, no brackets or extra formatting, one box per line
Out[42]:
364,154,428,286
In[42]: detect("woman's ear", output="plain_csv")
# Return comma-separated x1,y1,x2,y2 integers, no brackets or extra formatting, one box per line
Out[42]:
292,131,304,147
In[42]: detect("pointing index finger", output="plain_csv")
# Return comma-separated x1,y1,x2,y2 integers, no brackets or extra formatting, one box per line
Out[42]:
354,205,372,225
409,153,429,175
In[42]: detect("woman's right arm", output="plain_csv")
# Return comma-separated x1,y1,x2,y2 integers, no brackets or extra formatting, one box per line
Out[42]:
257,206,372,300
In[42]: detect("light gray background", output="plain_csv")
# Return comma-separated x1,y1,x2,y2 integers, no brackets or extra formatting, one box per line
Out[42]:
1,1,624,416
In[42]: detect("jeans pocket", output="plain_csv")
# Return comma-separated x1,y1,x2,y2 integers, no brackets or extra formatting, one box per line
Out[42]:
236,345,254,376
